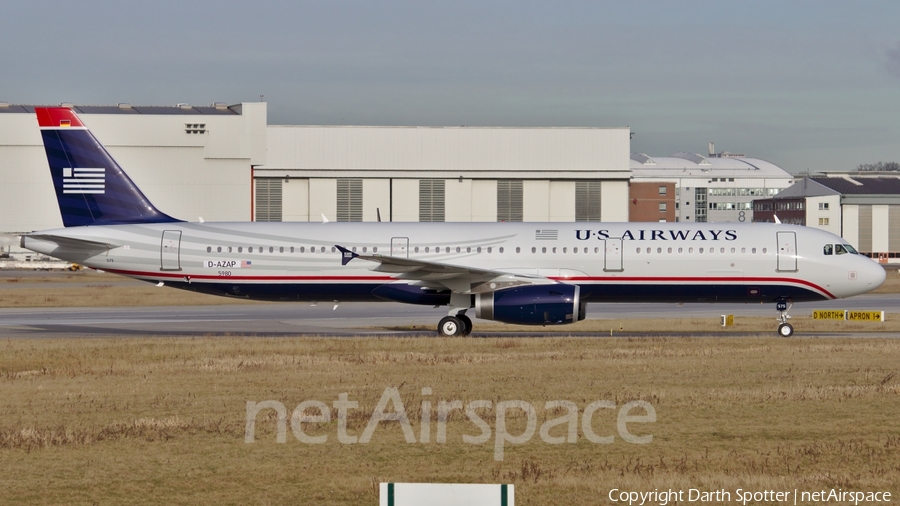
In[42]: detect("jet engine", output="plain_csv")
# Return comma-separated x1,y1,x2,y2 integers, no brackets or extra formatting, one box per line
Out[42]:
475,284,585,325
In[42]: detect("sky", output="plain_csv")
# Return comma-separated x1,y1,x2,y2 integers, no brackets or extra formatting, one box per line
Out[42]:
3,0,899,173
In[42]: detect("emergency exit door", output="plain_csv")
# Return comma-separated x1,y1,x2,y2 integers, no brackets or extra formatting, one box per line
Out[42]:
604,238,623,272
391,237,409,258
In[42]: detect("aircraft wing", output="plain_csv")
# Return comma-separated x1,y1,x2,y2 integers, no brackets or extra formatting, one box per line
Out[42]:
335,245,555,293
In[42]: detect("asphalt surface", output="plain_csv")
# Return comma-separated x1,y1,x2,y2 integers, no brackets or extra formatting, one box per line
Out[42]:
1,294,897,338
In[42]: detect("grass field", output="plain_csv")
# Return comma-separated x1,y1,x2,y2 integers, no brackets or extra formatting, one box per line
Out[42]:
1,337,898,505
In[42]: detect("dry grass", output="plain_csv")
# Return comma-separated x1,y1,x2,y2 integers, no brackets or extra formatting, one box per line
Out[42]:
0,337,898,505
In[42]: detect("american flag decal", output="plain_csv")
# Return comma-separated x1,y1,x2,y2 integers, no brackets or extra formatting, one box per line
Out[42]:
241,260,252,268
62,167,105,194
535,229,558,240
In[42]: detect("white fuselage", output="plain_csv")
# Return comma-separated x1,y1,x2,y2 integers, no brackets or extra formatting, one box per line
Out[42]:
23,221,886,304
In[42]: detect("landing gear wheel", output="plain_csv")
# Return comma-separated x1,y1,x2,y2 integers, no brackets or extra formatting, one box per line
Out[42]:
457,314,473,336
778,323,794,338
438,316,464,337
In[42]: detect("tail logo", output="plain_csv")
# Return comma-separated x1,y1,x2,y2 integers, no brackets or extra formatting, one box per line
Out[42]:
62,167,105,194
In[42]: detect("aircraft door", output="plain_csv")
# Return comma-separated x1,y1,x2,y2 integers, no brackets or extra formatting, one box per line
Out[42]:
161,230,182,271
603,238,623,272
776,231,797,272
391,237,409,258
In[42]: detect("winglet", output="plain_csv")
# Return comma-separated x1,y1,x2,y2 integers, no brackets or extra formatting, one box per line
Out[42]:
774,214,781,224
335,245,358,266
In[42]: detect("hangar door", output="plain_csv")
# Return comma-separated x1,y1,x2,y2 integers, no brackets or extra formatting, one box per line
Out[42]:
776,231,797,272
160,230,182,271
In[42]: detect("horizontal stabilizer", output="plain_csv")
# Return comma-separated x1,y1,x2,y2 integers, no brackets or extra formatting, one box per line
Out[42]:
23,233,114,251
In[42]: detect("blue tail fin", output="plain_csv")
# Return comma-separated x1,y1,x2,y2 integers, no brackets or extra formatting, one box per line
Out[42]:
36,107,181,227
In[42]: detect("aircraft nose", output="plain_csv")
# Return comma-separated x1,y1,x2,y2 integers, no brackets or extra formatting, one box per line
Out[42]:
865,260,887,290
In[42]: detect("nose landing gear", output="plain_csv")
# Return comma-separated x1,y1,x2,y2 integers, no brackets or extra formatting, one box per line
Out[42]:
776,299,793,337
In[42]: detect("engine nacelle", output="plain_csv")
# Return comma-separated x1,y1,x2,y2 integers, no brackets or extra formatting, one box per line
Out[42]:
475,284,585,325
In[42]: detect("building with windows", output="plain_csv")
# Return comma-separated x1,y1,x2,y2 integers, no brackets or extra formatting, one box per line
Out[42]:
753,175,900,262
628,182,676,222
630,150,794,223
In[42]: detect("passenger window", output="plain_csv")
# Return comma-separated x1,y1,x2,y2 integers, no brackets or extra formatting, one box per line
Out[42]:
238,247,243,253
542,247,547,253
228,246,232,253
476,247,481,253
207,246,212,253
414,247,419,253
657,247,662,254
487,247,492,253
751,248,756,254
248,247,253,253
552,247,557,254
835,244,848,255
290,247,294,253
823,244,833,255
425,247,429,253
699,247,704,253
373,247,378,253
270,247,275,253
532,247,536,253
352,247,357,252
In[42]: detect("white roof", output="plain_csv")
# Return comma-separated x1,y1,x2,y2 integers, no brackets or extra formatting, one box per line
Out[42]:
630,153,792,179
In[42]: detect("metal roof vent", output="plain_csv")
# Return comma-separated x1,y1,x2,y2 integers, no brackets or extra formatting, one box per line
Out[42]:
673,152,711,165
0,102,8,108
177,103,192,109
213,102,228,110
630,153,657,165
59,102,74,109
117,103,132,109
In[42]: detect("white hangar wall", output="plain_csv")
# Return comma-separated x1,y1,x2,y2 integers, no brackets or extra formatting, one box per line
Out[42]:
257,125,632,223
0,103,266,233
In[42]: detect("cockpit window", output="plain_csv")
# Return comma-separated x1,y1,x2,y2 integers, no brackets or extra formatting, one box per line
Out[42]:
843,244,858,254
835,244,848,255
823,244,833,255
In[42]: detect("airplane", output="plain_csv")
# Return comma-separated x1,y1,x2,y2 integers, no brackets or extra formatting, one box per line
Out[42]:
21,107,887,337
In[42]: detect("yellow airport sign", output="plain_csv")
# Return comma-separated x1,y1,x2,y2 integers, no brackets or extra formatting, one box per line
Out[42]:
846,311,884,322
812,310,846,320
720,314,734,326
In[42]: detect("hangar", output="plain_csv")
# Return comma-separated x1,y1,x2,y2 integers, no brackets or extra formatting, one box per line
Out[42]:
0,102,631,237
630,147,794,223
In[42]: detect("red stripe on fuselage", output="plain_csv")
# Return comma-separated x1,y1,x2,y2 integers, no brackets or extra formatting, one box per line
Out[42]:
102,268,836,299
554,276,835,299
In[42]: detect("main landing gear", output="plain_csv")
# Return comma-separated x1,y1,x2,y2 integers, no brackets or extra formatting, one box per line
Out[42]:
438,313,473,337
776,299,793,337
